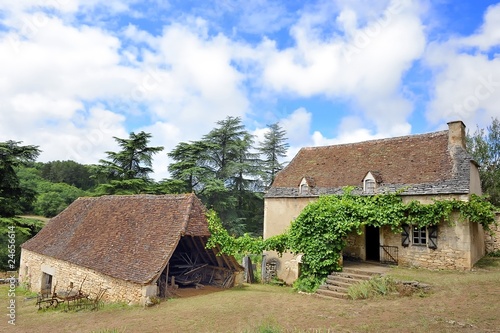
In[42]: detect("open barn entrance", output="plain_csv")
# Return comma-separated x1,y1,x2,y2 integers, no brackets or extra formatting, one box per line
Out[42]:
156,236,240,298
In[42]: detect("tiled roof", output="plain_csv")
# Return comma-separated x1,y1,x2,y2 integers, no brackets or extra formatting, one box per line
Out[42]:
22,193,220,284
267,130,472,197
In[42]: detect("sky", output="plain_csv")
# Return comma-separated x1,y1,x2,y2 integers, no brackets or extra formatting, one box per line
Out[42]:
1,0,500,180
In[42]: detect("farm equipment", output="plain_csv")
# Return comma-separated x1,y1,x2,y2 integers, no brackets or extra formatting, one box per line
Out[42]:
36,276,107,311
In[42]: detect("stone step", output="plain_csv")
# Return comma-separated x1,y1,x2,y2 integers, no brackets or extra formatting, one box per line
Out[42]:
317,268,384,300
327,272,372,282
315,288,348,299
318,284,349,293
342,267,381,276
324,279,352,288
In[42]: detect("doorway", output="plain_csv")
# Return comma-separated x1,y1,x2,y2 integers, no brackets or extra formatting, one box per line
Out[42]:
41,272,53,296
365,225,380,261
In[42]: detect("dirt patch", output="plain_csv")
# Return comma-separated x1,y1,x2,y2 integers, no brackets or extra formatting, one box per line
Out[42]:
171,285,226,298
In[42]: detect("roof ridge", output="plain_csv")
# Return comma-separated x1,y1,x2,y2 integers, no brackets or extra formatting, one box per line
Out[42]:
302,129,448,151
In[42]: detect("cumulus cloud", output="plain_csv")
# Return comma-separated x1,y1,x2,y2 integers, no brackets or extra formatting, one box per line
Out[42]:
425,3,500,129
259,0,425,136
2,0,498,181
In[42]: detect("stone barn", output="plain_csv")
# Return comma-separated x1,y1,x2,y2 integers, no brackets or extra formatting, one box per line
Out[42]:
263,121,489,284
19,193,242,305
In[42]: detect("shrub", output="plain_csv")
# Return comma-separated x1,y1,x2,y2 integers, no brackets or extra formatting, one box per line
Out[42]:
347,276,397,300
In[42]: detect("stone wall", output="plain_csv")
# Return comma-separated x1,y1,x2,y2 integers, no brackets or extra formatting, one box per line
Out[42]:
385,224,471,270
485,215,500,253
19,249,157,305
345,218,476,270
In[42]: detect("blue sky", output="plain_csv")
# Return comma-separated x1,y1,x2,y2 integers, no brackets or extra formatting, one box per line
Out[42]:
0,0,499,180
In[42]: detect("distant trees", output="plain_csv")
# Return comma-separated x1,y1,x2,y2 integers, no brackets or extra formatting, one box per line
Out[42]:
467,117,500,206
168,117,289,235
1,119,289,236
0,141,40,217
16,166,87,217
40,160,96,190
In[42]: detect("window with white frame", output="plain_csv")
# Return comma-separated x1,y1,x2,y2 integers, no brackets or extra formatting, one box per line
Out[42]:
364,179,375,193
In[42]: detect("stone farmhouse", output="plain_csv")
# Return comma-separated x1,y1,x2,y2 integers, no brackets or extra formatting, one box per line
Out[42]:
263,121,490,285
19,193,242,305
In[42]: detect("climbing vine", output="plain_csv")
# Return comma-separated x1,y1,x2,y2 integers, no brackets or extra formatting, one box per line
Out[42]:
206,190,498,292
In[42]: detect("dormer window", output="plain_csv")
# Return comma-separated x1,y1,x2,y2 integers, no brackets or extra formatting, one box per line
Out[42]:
362,171,381,194
299,177,314,195
364,179,375,193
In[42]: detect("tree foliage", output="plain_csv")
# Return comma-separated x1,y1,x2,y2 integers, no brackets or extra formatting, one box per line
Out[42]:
16,166,88,217
0,141,40,217
467,117,500,206
39,160,96,190
99,131,164,181
257,122,289,188
97,131,164,195
0,217,44,270
168,116,279,235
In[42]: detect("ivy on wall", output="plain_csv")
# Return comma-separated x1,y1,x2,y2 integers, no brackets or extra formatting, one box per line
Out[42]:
206,189,498,292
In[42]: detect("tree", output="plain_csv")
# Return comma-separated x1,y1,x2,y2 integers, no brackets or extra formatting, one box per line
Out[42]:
257,123,289,189
167,116,264,235
467,118,500,206
202,116,249,180
168,140,211,193
200,116,260,234
0,141,40,217
97,132,163,194
100,131,164,180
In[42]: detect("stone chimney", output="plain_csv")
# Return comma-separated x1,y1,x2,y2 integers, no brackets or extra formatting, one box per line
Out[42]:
447,121,466,149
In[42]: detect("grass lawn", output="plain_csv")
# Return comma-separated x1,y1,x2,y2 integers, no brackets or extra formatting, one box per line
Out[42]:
1,257,499,333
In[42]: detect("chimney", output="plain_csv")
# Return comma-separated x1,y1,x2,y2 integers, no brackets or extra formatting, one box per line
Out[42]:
447,120,466,149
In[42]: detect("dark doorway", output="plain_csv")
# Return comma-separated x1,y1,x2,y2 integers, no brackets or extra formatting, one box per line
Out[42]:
365,225,380,261
41,272,53,296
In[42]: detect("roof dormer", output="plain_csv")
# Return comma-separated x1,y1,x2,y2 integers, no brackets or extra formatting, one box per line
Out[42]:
362,171,382,194
299,176,315,195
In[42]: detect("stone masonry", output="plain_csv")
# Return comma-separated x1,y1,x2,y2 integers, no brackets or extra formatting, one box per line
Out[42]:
19,249,156,305
485,214,500,254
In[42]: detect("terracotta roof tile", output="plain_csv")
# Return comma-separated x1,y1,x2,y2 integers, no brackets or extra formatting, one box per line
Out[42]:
22,193,212,284
268,130,472,196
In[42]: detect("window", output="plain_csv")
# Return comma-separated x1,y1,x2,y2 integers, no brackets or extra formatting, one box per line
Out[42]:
402,225,438,249
364,179,375,193
412,226,427,245
300,183,309,194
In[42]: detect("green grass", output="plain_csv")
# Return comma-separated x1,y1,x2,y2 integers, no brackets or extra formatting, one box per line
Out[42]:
2,259,500,333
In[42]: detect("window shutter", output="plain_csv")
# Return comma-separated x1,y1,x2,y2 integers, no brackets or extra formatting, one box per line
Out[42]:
401,224,410,247
428,225,438,249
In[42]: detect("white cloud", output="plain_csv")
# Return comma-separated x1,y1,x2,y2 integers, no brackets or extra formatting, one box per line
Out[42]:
138,121,182,181
460,4,500,51
425,3,500,128
259,0,425,135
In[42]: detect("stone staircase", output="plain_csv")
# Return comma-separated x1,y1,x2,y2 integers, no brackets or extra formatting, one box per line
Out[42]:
316,266,383,299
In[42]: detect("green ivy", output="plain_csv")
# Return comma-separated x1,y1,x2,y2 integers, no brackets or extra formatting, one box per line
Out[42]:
206,191,498,291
